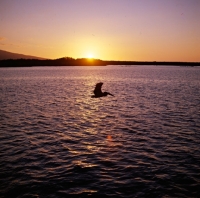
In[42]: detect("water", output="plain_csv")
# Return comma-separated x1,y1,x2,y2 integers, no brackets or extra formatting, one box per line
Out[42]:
0,65,200,198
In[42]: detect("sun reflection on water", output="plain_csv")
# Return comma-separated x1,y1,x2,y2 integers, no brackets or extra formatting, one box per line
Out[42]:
107,135,112,141
1,66,200,197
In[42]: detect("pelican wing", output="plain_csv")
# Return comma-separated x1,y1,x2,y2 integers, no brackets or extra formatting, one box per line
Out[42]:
94,82,103,95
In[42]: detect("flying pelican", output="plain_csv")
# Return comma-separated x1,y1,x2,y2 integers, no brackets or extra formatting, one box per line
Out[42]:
91,82,114,98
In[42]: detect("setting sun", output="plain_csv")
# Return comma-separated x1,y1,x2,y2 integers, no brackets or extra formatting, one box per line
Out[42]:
87,54,94,59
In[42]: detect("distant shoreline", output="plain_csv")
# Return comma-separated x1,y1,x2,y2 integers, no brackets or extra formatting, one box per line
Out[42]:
0,58,199,67
105,61,200,67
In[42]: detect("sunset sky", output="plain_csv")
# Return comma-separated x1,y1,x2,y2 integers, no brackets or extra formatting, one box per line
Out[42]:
0,0,199,61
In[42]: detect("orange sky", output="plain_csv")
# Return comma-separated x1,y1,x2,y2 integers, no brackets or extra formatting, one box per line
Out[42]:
0,0,199,61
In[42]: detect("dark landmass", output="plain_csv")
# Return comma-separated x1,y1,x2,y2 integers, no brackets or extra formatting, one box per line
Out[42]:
105,60,200,66
0,57,106,67
0,49,199,67
0,57,199,67
0,49,45,60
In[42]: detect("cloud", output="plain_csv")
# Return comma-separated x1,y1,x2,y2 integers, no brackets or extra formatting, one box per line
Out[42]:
0,42,21,48
0,37,6,41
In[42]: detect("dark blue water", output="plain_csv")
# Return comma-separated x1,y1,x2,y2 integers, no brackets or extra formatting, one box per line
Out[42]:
0,66,200,198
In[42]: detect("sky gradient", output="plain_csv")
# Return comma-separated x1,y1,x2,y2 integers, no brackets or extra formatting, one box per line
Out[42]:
0,0,199,61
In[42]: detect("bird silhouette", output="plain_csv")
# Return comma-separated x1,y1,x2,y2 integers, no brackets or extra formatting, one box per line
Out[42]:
91,82,114,98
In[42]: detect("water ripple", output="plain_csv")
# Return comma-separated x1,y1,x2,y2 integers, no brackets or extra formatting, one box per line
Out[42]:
0,66,200,197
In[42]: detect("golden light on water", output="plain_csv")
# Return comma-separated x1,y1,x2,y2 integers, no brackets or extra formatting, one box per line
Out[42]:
107,135,112,141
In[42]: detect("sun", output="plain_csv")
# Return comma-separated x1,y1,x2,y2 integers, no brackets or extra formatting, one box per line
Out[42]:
87,53,94,59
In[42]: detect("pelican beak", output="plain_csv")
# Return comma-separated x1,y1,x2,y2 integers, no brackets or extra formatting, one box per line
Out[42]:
108,92,114,96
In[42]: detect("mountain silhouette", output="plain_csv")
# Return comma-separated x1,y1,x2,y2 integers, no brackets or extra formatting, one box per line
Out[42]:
0,49,46,60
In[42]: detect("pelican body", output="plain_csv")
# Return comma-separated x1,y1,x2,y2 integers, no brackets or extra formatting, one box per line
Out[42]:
91,82,114,98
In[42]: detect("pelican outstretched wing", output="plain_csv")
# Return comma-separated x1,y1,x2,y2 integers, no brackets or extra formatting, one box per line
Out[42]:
94,82,103,95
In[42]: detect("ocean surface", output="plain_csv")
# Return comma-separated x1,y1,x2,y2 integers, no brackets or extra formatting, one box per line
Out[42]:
0,65,200,198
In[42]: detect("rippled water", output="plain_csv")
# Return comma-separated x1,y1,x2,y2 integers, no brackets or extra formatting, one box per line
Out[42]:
0,66,200,198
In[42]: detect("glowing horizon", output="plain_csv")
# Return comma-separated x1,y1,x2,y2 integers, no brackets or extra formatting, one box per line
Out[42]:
0,0,199,62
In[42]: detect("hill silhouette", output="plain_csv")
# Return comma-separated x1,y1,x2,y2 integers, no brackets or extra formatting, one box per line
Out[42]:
0,57,107,66
0,49,46,60
0,50,199,67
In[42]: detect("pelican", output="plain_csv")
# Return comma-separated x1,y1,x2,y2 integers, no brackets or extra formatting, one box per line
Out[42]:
91,82,114,98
